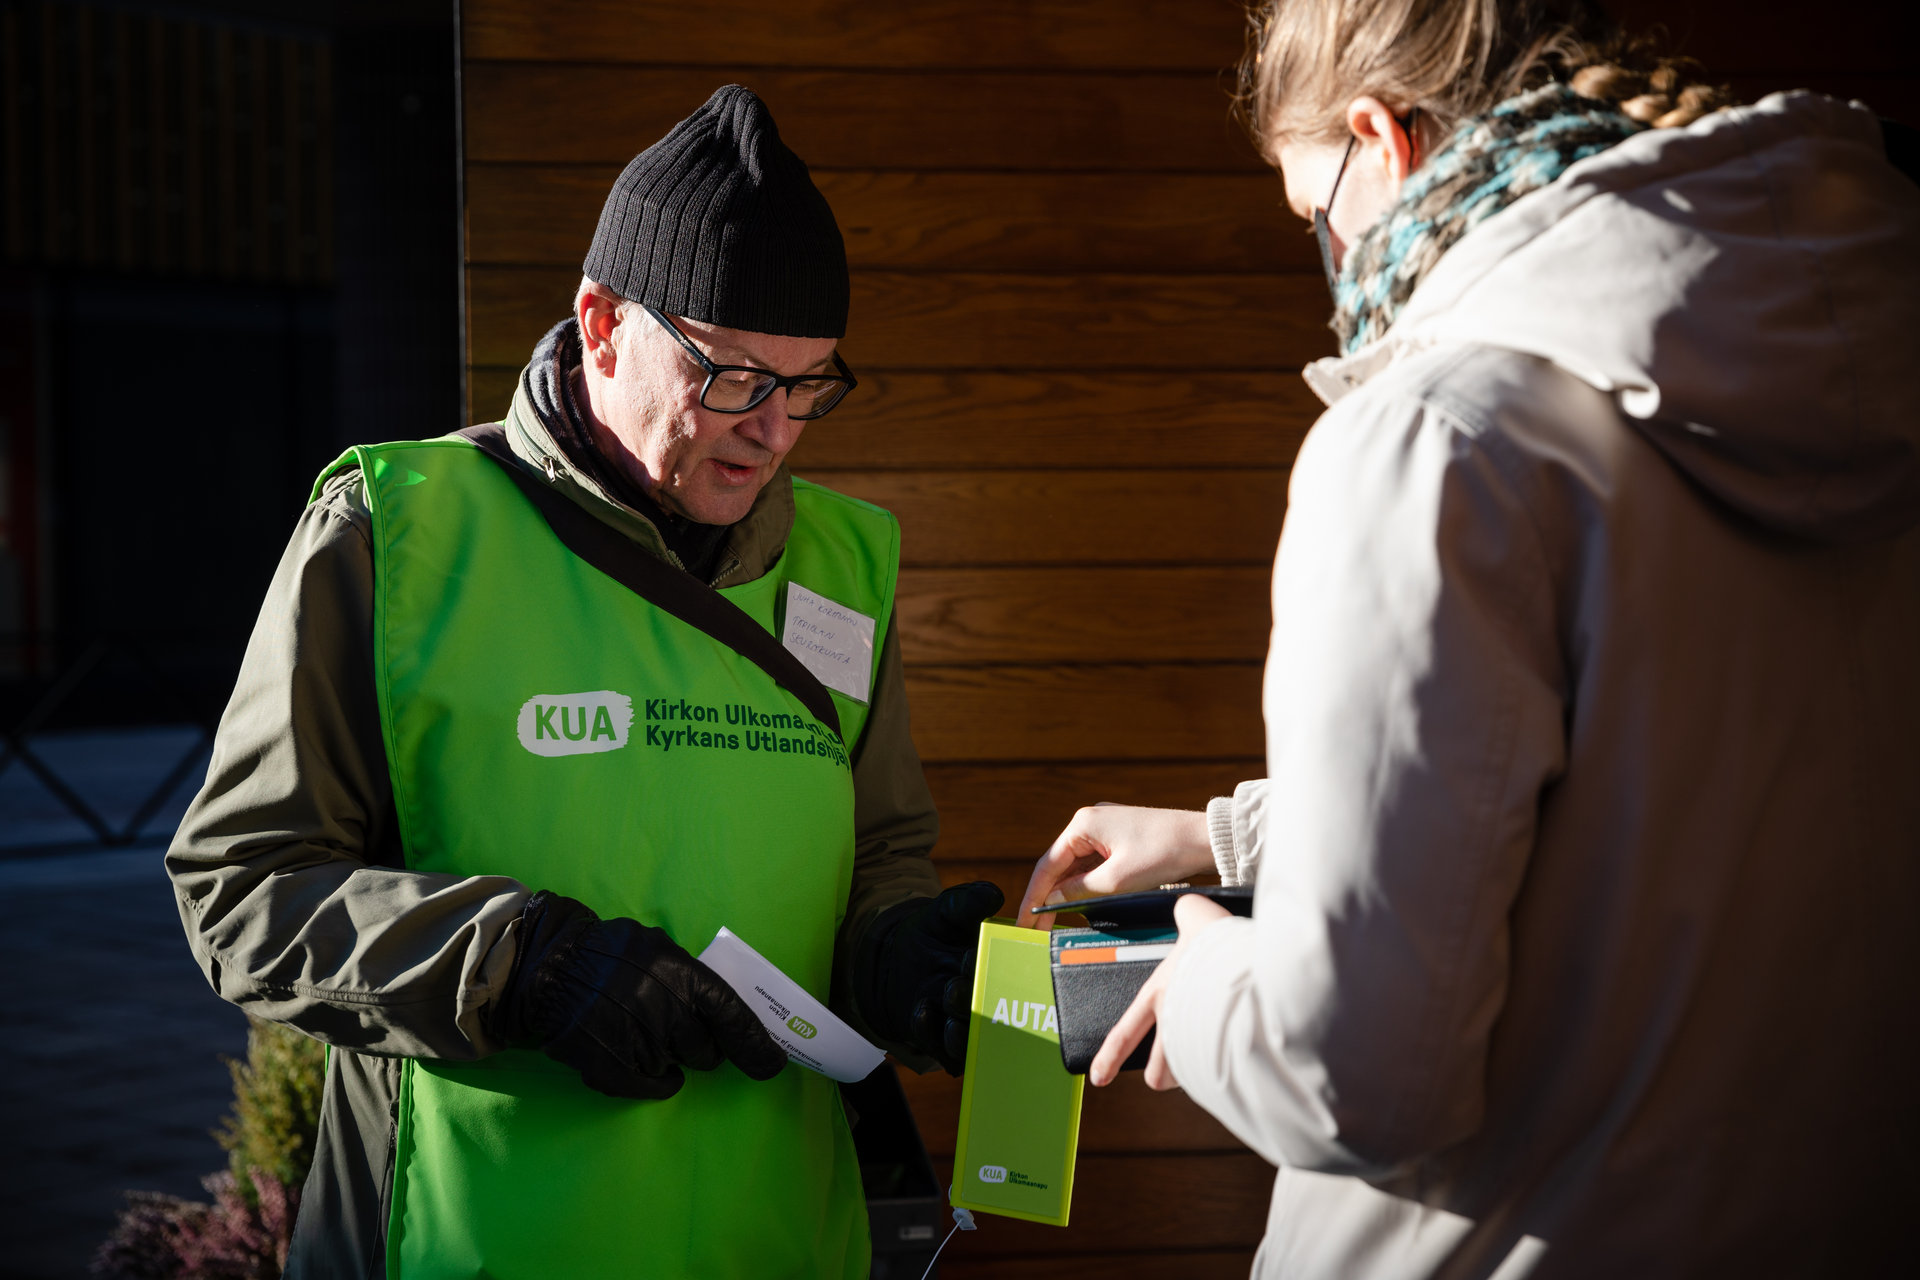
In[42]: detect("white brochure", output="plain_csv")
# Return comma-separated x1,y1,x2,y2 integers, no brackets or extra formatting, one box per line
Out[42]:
698,927,885,1084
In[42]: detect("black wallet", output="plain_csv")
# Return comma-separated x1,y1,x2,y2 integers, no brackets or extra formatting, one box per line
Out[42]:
1043,886,1254,1075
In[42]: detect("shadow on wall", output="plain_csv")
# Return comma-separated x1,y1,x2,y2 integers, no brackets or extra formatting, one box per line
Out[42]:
0,0,461,740
0,5,459,1276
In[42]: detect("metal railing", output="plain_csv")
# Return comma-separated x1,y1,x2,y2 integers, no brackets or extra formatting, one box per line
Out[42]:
1,635,220,852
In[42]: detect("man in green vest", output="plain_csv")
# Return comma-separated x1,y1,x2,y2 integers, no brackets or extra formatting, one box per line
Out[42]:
166,85,1003,1279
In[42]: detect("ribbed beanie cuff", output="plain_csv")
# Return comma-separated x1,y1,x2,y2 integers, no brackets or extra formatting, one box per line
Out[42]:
582,84,849,339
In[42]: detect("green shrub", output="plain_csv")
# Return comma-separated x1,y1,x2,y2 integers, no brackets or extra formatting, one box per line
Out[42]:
215,1017,326,1204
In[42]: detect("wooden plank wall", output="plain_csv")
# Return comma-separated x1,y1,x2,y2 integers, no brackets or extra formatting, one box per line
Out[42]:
462,2,1286,1271
460,2,1904,1273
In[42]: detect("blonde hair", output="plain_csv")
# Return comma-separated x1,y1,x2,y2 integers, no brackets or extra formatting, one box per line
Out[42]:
1236,0,1734,159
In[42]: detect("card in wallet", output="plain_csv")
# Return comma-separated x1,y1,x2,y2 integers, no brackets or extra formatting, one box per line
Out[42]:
1047,886,1255,1075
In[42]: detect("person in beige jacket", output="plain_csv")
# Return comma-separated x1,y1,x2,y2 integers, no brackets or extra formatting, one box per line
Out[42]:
1021,2,1920,1275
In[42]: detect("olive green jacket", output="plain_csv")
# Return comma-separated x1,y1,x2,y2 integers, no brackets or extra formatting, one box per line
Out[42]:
166,370,941,1276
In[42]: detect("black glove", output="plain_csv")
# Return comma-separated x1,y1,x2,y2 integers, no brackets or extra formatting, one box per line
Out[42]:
857,881,1004,1074
492,891,787,1099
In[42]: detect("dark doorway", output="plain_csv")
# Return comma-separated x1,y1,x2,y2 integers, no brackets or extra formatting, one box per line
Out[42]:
1,0,460,834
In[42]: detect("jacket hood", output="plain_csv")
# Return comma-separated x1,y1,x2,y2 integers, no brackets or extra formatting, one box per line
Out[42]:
1308,92,1920,544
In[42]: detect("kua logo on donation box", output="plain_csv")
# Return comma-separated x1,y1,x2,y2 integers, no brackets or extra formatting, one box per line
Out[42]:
516,691,633,757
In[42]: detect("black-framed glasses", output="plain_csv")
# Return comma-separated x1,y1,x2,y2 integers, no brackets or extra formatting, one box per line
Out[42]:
1312,135,1358,290
1312,109,1419,291
642,304,857,420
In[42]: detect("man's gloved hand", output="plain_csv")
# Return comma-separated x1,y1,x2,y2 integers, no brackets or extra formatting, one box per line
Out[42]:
492,891,787,1099
858,882,1005,1074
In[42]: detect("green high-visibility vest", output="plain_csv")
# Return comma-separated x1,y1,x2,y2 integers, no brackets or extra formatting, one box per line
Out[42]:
323,436,899,1279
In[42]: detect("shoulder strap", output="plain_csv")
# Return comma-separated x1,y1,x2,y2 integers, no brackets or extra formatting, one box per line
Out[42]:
456,424,842,740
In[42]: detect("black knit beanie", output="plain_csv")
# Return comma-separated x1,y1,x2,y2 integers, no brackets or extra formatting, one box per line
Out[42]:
581,85,848,339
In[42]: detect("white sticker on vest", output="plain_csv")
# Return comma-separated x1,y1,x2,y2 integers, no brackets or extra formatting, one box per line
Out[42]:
516,691,633,756
780,583,875,704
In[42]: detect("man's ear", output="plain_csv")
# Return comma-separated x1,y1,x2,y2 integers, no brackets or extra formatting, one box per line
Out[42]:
1345,95,1419,187
577,285,622,376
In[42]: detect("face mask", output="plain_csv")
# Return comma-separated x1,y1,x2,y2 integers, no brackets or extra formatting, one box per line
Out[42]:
1313,137,1358,300
1312,112,1418,303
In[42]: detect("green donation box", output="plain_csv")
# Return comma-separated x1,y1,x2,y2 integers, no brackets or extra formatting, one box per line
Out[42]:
950,921,1086,1227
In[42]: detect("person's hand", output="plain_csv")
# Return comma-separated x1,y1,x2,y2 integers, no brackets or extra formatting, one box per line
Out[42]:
492,891,787,1099
1017,804,1215,930
858,881,1005,1074
1088,892,1232,1088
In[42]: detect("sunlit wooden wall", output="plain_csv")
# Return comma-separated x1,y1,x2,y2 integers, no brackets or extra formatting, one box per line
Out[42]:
458,1,1907,1273
461,1,1304,1272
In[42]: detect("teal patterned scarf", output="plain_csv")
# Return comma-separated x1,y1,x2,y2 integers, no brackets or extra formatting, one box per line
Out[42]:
1333,82,1646,353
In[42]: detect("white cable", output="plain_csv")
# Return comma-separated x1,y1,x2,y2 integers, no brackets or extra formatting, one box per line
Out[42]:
918,1206,976,1280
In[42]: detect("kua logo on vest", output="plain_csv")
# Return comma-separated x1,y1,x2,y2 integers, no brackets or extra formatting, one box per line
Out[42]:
516,691,633,757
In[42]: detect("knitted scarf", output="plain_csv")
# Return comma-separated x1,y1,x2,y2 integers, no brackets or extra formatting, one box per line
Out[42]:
1333,82,1647,353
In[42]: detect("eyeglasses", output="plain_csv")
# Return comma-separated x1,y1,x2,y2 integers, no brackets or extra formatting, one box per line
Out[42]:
1312,135,1358,290
1312,109,1419,291
642,305,858,420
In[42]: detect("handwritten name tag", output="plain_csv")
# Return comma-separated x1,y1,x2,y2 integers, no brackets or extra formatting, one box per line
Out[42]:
781,582,876,704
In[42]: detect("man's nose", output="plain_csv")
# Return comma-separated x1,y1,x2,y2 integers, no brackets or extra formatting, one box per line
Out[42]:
741,391,803,455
